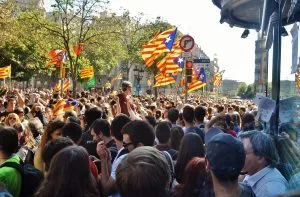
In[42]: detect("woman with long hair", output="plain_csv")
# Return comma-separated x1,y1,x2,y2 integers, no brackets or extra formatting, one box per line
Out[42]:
4,113,21,127
173,157,214,197
35,146,100,197
175,133,205,184
34,120,65,171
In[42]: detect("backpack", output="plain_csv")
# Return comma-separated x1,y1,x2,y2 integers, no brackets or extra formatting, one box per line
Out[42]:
0,161,44,197
161,151,175,189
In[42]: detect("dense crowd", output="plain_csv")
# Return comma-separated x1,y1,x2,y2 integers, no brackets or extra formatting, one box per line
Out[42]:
0,81,299,197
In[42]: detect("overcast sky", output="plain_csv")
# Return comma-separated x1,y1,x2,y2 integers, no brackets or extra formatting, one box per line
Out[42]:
44,0,296,84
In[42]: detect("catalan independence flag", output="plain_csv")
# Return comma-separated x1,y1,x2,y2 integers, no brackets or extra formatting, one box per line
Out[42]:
142,27,177,67
153,73,176,87
53,99,66,116
46,49,66,68
0,65,11,79
212,70,225,88
156,38,183,74
80,66,94,79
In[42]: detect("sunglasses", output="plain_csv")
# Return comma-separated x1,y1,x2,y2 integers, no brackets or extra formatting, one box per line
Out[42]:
9,117,17,120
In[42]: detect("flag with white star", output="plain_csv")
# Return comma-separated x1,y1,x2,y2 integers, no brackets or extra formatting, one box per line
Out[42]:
174,56,184,68
164,28,177,51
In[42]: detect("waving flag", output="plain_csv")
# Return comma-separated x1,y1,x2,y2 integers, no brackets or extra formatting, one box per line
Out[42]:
212,70,225,88
63,79,71,92
80,66,94,79
296,67,300,89
142,27,176,67
156,38,184,74
0,65,11,79
73,43,85,56
153,73,176,87
53,99,66,116
174,56,185,68
46,49,66,68
111,73,122,84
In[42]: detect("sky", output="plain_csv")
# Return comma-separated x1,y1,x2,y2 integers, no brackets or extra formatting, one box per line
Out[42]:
44,0,296,84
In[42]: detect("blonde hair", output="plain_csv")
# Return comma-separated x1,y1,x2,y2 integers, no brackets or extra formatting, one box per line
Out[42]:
5,113,21,126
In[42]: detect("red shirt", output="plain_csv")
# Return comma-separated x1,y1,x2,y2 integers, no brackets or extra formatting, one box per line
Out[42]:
117,93,129,117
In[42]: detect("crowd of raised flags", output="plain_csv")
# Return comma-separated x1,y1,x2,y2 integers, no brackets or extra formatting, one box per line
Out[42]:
0,65,11,79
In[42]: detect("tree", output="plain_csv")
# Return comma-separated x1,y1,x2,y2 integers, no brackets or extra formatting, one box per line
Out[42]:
28,0,117,97
237,82,247,99
245,84,255,99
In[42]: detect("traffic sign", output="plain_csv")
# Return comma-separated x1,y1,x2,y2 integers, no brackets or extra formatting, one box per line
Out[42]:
182,52,192,58
180,35,195,52
193,58,210,63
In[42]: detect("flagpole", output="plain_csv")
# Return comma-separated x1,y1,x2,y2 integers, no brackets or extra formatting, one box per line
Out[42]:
60,65,64,97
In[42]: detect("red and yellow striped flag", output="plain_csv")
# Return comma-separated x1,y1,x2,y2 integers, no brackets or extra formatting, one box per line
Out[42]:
296,70,300,89
80,66,94,79
53,99,66,116
63,79,71,92
212,70,225,88
142,27,176,67
111,73,122,84
0,65,11,79
153,73,176,87
73,43,85,56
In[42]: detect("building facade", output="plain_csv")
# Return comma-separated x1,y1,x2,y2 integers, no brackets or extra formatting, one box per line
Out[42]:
221,79,243,97
254,34,268,94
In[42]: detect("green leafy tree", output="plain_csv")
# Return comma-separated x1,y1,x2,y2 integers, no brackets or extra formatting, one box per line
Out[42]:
245,84,255,99
237,82,247,99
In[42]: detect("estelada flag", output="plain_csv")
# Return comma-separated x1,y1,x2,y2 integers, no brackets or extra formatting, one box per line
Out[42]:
46,49,66,68
73,43,85,56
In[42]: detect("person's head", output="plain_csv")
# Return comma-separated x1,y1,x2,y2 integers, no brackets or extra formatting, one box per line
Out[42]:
175,133,205,183
167,108,179,124
241,113,255,131
227,107,234,114
0,127,18,157
116,146,170,197
90,119,110,142
122,120,155,152
14,107,25,120
40,120,65,148
170,126,184,151
239,130,279,175
42,137,74,171
217,106,224,113
175,157,213,197
155,121,171,144
5,113,20,127
28,118,44,139
239,107,246,116
84,107,103,130
6,98,16,111
110,114,131,143
36,146,99,197
206,133,245,185
194,106,206,123
63,110,77,123
145,115,156,128
121,81,132,95
182,105,195,124
61,122,82,144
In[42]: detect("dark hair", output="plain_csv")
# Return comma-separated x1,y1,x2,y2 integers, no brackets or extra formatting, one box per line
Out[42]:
67,116,81,125
145,115,156,128
111,114,131,142
175,133,205,183
40,120,65,148
116,147,170,197
0,127,18,156
239,130,279,167
170,127,184,151
42,137,74,171
90,119,110,137
194,106,206,122
217,106,224,113
155,121,171,144
122,81,131,92
35,146,99,197
241,113,255,131
84,107,102,131
155,110,162,120
183,105,194,123
167,108,179,124
122,120,155,147
63,111,77,119
173,157,214,197
61,122,83,144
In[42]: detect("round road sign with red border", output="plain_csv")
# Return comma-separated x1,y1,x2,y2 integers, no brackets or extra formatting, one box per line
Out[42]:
180,35,195,52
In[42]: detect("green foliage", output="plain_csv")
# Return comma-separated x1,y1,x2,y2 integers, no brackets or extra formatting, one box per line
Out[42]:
237,82,247,98
237,83,255,99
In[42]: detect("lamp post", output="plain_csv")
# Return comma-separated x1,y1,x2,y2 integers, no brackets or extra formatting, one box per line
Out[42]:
133,66,144,96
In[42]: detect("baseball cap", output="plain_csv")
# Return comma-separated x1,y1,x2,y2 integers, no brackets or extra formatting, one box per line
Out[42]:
206,133,245,182
204,127,223,144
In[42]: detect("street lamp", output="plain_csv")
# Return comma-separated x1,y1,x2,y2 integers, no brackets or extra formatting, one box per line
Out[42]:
133,66,144,96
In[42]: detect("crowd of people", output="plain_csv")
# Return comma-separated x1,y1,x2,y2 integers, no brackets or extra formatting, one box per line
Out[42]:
0,81,298,197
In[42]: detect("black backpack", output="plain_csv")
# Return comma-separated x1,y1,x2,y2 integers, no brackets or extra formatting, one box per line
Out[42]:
0,160,44,197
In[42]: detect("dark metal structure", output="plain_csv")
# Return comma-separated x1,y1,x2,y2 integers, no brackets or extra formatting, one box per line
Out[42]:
212,0,300,134
133,66,144,96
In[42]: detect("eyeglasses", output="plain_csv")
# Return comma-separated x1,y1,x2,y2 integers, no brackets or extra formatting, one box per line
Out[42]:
123,142,133,148
9,117,17,121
